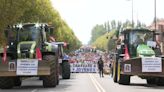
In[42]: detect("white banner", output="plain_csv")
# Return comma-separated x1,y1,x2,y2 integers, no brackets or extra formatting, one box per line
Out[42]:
70,62,97,73
142,57,162,72
16,59,38,75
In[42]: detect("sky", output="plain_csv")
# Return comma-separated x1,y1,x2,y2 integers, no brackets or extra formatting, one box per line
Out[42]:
51,0,164,44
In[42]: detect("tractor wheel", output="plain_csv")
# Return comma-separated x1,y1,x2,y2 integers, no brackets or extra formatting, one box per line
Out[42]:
113,61,118,83
117,61,130,85
157,78,164,86
62,61,70,79
39,77,43,80
14,77,22,86
146,78,157,85
42,55,57,88
0,77,14,89
56,59,59,85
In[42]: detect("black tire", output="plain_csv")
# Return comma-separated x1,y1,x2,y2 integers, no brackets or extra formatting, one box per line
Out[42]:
39,77,43,80
117,62,130,85
118,74,130,85
56,59,59,85
113,62,118,83
146,78,157,85
62,61,70,79
0,77,14,89
14,77,22,87
42,55,57,88
157,78,164,86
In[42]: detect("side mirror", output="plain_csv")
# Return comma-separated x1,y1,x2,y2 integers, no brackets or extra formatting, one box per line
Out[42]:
45,25,49,32
49,27,54,35
4,29,8,37
64,42,69,49
66,44,69,49
119,54,125,58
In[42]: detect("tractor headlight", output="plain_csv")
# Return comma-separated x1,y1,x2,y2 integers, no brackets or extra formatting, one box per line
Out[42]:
30,50,34,54
17,50,20,54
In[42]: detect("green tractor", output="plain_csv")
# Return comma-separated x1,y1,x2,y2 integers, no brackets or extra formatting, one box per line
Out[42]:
0,23,66,89
112,28,164,85
51,42,71,79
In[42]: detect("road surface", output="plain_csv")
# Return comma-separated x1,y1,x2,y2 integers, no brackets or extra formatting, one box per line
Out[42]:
0,73,164,92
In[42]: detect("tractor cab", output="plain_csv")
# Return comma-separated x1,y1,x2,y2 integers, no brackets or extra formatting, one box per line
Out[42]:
4,23,53,59
120,28,156,58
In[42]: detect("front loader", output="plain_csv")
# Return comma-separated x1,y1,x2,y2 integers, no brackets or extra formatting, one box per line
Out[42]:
0,23,60,89
112,28,164,85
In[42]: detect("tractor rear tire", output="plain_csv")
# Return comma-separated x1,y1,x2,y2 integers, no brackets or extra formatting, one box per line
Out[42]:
146,78,157,85
43,55,57,88
62,61,70,79
157,78,164,86
0,77,14,89
14,77,22,87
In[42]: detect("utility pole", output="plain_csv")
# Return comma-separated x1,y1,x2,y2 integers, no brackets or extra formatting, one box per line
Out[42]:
154,0,157,30
127,0,134,28
131,0,134,28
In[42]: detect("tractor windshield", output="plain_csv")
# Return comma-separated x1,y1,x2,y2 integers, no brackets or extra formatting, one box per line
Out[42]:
19,26,40,42
130,30,154,47
129,29,154,57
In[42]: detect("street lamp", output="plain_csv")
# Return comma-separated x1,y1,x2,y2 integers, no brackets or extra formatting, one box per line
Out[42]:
127,0,134,28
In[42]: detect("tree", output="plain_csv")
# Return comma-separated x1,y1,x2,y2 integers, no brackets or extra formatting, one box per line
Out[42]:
90,24,106,43
0,0,81,51
90,20,147,51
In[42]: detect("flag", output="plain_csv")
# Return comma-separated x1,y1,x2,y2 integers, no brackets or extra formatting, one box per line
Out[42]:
124,45,130,60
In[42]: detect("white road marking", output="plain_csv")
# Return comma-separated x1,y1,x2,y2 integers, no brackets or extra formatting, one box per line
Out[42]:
90,74,106,92
31,89,38,92
89,74,101,92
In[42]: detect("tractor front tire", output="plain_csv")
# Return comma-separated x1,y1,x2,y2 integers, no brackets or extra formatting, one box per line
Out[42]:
0,77,14,89
62,61,70,79
118,74,130,85
146,78,157,85
43,55,57,88
117,62,130,85
113,62,118,83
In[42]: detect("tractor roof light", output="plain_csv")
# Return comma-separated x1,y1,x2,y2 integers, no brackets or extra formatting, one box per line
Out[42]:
17,24,23,28
35,23,40,28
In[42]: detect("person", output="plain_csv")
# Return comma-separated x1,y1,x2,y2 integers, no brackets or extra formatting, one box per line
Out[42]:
49,35,56,42
135,35,144,46
97,56,104,77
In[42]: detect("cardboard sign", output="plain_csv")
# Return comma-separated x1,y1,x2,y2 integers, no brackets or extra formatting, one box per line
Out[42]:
142,57,162,72
124,64,131,72
16,59,38,75
8,62,16,71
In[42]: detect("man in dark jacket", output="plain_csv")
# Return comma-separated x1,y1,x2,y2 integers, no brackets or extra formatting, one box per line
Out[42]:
98,57,104,77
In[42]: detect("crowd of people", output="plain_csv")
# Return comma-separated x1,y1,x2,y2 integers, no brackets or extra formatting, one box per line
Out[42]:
68,49,113,77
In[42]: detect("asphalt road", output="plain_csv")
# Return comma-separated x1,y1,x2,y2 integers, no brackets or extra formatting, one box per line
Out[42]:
0,73,164,92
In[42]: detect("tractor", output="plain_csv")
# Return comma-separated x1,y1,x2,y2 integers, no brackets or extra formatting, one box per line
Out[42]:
112,28,164,85
0,23,69,89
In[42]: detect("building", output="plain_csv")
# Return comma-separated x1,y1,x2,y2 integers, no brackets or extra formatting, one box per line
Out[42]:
148,19,164,54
